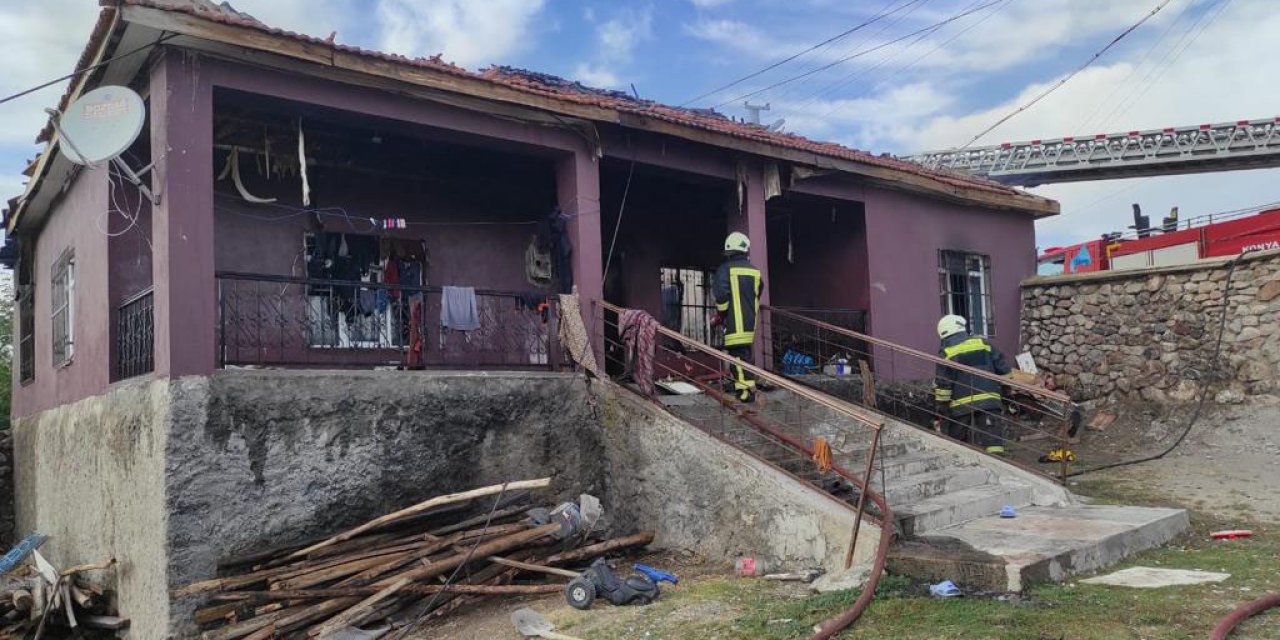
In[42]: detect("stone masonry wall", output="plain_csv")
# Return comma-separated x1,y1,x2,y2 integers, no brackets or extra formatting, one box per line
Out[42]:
1021,250,1280,405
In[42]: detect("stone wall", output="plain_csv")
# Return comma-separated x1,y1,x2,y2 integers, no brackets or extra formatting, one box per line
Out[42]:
1021,250,1280,405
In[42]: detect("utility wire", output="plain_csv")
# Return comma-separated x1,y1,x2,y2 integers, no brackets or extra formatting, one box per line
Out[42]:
955,0,1175,150
710,0,1004,109
678,0,924,107
0,33,179,107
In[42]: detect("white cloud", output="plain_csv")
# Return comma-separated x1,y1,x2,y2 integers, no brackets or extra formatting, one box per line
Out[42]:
690,0,735,7
571,6,653,88
375,0,548,68
573,64,621,88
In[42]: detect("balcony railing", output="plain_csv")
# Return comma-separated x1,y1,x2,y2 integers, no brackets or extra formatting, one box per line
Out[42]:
216,272,560,371
114,289,154,381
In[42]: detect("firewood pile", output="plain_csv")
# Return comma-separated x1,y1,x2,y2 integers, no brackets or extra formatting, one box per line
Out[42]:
176,478,655,640
0,548,124,639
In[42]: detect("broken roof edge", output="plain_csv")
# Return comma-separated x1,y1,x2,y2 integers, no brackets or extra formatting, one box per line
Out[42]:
7,0,1059,233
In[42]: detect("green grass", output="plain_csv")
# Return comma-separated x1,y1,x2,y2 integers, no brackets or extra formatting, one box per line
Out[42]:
551,480,1280,639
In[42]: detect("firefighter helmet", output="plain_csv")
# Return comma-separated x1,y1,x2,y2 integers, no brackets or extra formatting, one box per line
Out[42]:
937,314,968,340
724,231,750,254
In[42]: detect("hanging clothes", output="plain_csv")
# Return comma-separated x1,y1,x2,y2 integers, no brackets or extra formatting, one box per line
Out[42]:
620,309,660,396
440,286,480,331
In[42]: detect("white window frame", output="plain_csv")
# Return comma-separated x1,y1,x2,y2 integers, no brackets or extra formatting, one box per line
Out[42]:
939,250,995,337
52,249,75,367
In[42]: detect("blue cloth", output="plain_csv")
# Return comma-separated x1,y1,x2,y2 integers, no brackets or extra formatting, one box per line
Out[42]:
441,286,480,331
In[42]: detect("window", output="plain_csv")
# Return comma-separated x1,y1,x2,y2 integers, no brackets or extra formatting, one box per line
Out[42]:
939,250,994,337
51,249,75,366
18,288,34,383
659,267,721,347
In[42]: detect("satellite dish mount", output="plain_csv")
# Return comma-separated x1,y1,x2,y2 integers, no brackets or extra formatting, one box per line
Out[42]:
46,85,160,206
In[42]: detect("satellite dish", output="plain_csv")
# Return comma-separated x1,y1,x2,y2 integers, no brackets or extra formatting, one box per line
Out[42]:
56,86,146,165
46,85,159,205
766,118,787,132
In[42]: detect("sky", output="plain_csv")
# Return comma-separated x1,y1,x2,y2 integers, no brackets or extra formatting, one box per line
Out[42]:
0,0,1276,250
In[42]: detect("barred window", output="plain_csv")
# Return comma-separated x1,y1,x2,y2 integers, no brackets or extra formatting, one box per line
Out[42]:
939,250,995,337
51,249,75,367
18,288,34,383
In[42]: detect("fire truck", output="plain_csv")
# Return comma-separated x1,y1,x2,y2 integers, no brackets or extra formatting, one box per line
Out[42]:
1038,205,1280,276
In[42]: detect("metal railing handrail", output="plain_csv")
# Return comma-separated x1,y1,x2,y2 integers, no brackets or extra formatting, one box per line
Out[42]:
215,271,550,300
599,300,885,433
765,306,1071,404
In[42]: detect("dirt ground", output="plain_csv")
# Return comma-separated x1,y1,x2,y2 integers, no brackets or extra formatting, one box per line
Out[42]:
1070,398,1280,522
410,399,1280,640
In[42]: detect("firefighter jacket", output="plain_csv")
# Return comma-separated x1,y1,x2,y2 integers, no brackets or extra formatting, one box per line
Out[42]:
934,332,1011,415
713,254,763,348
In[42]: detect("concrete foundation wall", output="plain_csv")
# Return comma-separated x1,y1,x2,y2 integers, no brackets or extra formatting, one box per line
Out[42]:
15,370,876,637
13,378,172,640
594,380,877,574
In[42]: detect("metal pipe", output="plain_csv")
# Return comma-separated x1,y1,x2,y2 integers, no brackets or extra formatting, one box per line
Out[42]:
844,426,881,570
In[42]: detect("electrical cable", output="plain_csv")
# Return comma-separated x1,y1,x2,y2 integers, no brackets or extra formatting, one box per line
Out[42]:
1067,248,1258,477
956,0,1175,150
711,0,1004,109
0,32,179,106
408,482,510,627
678,0,922,107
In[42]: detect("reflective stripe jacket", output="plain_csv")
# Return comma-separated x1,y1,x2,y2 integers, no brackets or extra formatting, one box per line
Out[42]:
934,333,1010,415
713,254,763,347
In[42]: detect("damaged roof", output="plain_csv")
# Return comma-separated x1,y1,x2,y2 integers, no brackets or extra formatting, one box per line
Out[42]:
8,0,1057,228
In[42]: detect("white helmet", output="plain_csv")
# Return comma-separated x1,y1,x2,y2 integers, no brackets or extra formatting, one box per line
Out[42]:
724,231,750,254
937,314,968,340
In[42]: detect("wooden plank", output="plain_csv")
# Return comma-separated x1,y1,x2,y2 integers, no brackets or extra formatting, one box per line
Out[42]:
486,557,579,579
200,606,293,640
285,479,551,559
371,524,560,587
217,583,565,602
543,532,655,567
306,577,411,637
272,553,413,592
80,615,131,631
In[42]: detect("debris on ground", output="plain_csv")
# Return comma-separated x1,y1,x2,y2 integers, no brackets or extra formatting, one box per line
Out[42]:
1080,567,1231,588
173,479,655,639
810,567,869,594
1210,529,1254,540
762,569,823,583
511,607,583,639
0,540,122,639
929,580,962,598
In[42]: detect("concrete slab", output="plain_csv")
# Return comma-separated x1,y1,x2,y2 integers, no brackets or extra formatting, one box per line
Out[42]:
896,483,1035,536
900,504,1189,591
1081,567,1230,588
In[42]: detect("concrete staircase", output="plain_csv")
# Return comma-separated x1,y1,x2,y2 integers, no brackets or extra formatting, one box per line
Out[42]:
658,389,1188,592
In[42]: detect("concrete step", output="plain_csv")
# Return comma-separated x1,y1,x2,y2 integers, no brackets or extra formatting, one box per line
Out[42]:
895,483,1034,537
881,467,993,505
872,451,968,481
836,439,928,465
888,505,1189,592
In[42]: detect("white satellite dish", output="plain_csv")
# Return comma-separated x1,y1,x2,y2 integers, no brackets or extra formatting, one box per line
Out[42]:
56,86,146,165
47,85,158,204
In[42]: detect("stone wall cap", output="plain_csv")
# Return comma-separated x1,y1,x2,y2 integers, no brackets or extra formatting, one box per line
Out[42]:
1023,248,1280,288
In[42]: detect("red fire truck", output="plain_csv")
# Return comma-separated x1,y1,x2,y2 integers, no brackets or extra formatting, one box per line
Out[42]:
1039,206,1280,276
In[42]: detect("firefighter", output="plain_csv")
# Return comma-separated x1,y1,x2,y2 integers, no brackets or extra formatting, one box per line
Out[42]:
713,231,764,403
933,314,1011,454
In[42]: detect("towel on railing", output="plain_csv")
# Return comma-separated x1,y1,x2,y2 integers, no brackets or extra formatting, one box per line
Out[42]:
441,286,481,331
620,309,660,396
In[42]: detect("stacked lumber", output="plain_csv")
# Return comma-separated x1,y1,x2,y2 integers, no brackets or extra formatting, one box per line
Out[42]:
0,555,125,638
176,479,654,639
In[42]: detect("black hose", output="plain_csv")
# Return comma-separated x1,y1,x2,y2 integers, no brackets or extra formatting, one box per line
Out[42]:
1069,249,1258,477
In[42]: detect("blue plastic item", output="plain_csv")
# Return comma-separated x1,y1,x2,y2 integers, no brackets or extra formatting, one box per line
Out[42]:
1000,505,1017,518
0,533,48,576
633,564,678,585
929,580,962,598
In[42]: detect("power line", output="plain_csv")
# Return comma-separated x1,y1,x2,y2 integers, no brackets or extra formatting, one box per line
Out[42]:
0,32,178,107
710,0,1005,109
955,0,1175,150
677,0,923,107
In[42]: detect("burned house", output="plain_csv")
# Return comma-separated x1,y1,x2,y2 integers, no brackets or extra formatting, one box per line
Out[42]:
2,1,1067,636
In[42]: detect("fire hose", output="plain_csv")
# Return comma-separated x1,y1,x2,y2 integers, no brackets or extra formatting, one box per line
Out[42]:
1209,593,1280,640
711,399,894,640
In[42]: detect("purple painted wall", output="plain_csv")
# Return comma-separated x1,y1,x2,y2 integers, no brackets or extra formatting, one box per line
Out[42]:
766,201,870,314
12,169,111,417
862,188,1035,357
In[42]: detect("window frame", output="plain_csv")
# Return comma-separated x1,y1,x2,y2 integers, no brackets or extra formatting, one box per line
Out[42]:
51,248,75,367
659,266,722,348
938,249,995,338
18,286,34,384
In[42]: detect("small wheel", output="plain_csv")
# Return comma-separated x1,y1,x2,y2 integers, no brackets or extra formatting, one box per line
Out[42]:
565,578,596,610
